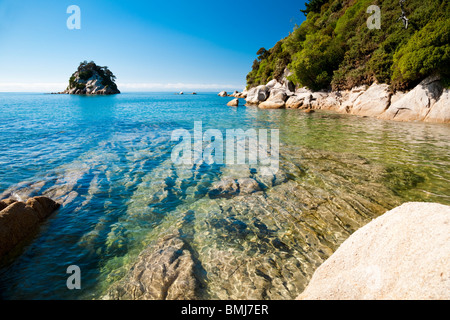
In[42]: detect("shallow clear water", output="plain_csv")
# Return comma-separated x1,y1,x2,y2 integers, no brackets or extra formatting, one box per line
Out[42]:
0,92,449,299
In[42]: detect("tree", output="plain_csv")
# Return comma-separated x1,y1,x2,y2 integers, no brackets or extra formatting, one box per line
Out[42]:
256,48,269,61
300,0,327,16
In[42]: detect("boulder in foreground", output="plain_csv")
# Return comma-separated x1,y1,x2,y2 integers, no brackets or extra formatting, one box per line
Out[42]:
298,202,450,300
0,197,60,259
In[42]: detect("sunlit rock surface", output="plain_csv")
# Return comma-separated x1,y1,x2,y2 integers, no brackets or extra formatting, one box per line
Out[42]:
298,202,450,300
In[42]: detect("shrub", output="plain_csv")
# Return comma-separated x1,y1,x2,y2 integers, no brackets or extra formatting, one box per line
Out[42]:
392,17,450,88
78,70,93,80
290,32,344,90
246,0,449,91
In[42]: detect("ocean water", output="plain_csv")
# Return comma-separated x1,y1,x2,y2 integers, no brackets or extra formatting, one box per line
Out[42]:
0,92,449,299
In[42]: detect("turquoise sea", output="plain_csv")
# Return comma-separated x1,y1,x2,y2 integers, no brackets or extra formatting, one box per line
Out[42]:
0,92,449,299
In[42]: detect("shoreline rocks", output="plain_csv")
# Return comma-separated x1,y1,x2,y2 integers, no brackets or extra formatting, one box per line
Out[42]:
227,98,239,107
0,196,60,259
226,74,449,123
218,90,248,99
297,202,450,300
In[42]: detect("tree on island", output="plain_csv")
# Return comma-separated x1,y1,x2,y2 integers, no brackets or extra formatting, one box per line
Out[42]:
64,60,120,95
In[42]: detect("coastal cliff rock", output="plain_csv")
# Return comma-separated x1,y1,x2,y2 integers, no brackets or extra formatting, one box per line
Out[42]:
0,196,60,259
380,76,443,122
425,89,450,123
241,75,450,123
298,202,450,300
350,83,391,117
61,60,120,95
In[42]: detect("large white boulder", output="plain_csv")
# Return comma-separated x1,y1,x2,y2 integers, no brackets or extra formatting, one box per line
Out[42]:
245,85,270,105
227,98,239,107
350,83,391,117
258,100,286,109
258,87,288,109
424,88,450,123
265,79,279,90
286,91,313,109
380,76,442,121
298,202,450,300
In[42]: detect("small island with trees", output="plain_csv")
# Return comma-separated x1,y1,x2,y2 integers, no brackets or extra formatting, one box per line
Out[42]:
59,61,120,95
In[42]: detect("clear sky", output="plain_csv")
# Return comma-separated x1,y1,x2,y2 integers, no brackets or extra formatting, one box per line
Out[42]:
0,0,306,92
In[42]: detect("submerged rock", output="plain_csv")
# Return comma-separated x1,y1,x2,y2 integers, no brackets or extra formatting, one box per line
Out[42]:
298,202,450,300
102,146,406,300
208,177,262,198
104,230,199,300
0,196,60,259
208,179,240,198
237,178,261,194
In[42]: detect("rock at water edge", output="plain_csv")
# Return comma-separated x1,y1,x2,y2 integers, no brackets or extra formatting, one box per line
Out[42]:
297,202,450,300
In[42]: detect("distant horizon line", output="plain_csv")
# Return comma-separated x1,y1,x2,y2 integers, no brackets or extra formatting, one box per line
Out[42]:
0,91,242,94
0,82,246,93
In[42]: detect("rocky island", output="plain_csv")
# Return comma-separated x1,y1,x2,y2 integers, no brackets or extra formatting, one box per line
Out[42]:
60,60,120,95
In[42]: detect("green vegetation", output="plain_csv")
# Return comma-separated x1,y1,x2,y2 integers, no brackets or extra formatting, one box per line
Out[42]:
246,0,449,91
70,60,119,91
76,83,86,90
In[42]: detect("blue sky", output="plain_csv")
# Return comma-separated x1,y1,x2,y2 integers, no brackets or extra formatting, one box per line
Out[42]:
0,0,306,92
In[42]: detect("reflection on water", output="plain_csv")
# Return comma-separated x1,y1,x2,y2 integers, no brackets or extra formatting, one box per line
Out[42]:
0,93,449,299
